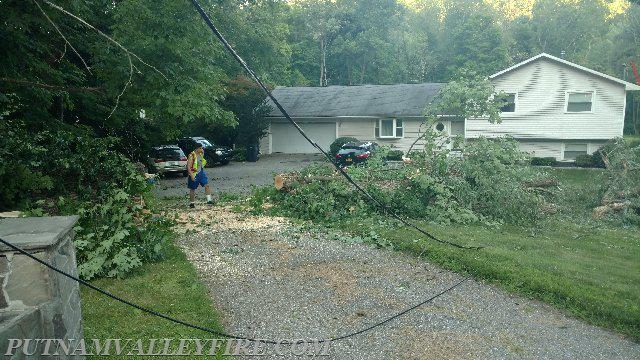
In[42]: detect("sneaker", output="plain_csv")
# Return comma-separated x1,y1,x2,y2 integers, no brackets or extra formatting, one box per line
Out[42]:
189,203,195,208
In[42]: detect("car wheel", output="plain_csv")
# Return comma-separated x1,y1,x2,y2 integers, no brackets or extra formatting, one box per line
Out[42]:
221,159,230,165
182,170,188,177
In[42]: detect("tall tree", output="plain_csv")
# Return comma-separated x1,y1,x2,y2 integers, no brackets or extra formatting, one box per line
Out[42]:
438,0,509,79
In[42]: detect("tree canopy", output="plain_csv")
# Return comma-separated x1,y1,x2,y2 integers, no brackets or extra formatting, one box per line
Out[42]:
2,0,640,147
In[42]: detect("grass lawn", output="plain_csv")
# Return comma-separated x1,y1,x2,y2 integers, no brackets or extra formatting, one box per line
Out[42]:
332,168,640,339
81,243,227,358
624,135,640,146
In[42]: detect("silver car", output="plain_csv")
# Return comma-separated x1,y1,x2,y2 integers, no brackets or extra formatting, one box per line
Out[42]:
147,145,188,176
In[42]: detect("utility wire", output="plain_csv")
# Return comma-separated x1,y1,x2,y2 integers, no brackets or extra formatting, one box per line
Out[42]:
0,236,467,344
189,0,483,250
1,0,480,347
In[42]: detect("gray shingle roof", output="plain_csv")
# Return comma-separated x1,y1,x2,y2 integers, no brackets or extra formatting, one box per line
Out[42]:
266,83,445,118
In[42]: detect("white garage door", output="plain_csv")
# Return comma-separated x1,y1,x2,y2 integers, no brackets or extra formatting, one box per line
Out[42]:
271,122,336,153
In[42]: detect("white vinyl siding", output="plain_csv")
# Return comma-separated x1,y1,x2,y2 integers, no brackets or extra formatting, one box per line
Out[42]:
518,141,602,161
518,141,563,159
467,58,626,140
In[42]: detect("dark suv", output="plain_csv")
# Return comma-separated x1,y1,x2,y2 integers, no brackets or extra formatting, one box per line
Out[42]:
176,137,232,166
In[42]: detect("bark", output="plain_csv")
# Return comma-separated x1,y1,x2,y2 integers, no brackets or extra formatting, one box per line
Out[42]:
274,173,336,191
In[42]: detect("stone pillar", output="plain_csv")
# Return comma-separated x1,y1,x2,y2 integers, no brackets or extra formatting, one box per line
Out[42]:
0,216,84,359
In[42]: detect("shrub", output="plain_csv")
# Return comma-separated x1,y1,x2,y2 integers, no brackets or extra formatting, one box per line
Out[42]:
575,154,595,168
232,147,247,162
625,137,640,148
385,149,404,161
0,120,171,279
591,150,606,168
531,157,557,166
330,137,359,156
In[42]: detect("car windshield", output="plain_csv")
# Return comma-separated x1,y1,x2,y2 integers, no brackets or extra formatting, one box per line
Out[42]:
341,144,364,151
196,139,213,147
156,148,183,157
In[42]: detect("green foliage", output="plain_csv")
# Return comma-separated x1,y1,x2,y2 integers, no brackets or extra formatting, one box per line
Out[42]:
424,70,504,125
452,137,544,224
590,150,607,168
625,136,640,148
73,190,172,280
531,157,558,166
439,1,508,78
191,75,272,148
599,138,640,226
232,147,247,162
385,149,404,161
256,136,547,226
0,120,171,279
575,154,595,168
330,137,359,156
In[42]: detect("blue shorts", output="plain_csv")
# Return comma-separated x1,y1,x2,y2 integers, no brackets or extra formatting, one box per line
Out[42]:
187,170,208,190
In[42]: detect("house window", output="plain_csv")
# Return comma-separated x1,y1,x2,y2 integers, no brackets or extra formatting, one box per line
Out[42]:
566,91,593,112
564,143,588,160
500,93,516,113
375,119,404,138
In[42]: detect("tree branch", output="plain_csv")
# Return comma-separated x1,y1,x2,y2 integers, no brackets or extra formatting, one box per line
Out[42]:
33,0,92,74
0,77,103,93
43,0,167,80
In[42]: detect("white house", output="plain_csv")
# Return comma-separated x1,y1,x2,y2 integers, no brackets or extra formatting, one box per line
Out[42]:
261,53,640,160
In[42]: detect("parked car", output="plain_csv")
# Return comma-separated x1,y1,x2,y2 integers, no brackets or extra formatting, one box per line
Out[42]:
335,141,378,167
176,137,232,166
147,145,188,176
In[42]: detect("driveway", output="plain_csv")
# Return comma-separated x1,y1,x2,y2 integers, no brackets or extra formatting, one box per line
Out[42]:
154,154,324,198
172,207,640,360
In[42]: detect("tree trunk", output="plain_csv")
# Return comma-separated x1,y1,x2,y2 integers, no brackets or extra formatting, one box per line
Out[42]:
275,173,336,191
320,38,328,87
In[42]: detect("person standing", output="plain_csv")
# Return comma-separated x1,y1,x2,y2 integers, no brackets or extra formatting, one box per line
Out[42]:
187,143,214,208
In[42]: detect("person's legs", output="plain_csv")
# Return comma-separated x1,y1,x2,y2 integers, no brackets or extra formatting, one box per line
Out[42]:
187,175,198,208
204,185,213,204
198,170,214,204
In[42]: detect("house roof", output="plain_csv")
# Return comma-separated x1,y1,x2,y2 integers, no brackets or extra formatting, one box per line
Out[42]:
266,83,445,118
490,53,640,91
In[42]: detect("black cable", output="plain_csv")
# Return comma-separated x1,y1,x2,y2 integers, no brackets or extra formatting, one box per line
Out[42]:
189,0,483,250
0,236,467,344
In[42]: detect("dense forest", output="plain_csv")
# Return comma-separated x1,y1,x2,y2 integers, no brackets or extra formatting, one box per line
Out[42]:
2,0,639,149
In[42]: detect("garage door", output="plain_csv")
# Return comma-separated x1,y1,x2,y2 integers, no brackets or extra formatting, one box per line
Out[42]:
271,122,336,153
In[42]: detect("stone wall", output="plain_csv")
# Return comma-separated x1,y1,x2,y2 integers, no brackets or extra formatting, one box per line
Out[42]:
0,216,84,359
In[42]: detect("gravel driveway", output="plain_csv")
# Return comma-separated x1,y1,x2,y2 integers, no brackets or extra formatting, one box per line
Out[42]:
172,207,640,360
154,154,323,198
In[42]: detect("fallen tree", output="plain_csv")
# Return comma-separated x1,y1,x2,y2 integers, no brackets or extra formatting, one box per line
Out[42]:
591,139,640,224
263,138,557,225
